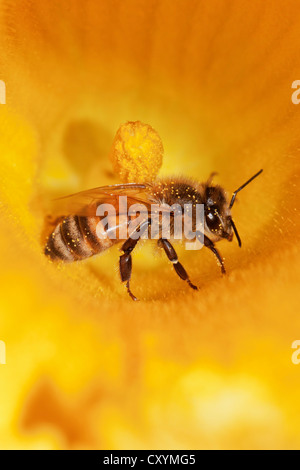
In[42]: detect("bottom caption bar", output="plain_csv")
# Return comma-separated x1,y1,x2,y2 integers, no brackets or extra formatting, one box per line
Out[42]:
7,451,200,464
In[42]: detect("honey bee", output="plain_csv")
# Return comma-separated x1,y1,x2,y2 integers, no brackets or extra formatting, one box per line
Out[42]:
44,169,263,300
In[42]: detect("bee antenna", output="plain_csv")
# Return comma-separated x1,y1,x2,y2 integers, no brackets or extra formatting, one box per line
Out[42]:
229,169,263,209
207,171,218,185
229,217,242,247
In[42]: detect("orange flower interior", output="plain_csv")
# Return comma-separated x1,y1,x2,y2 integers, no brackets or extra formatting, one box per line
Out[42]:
0,0,299,449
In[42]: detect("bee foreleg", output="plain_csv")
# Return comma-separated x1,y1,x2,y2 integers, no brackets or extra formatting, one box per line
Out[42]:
196,231,226,275
158,238,198,291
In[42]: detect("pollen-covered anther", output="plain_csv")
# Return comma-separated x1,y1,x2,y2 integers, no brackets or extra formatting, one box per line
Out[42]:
110,121,164,183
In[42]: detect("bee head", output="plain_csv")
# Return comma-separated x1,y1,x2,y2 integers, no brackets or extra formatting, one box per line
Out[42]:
204,185,233,242
204,169,263,247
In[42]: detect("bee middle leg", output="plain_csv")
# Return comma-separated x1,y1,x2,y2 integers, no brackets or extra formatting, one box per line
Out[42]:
158,238,198,291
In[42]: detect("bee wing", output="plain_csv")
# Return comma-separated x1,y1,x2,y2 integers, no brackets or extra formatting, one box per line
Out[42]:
48,183,154,217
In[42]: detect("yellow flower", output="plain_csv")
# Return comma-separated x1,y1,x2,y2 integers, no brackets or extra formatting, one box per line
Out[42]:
0,0,299,450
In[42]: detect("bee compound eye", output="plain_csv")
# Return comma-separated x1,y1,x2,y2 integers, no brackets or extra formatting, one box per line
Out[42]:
205,208,221,232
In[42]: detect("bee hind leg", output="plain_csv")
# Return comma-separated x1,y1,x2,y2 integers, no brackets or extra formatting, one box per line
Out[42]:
119,220,150,301
158,238,198,291
119,242,139,301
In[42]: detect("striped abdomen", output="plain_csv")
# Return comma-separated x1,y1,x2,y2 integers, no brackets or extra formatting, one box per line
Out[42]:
44,215,118,262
